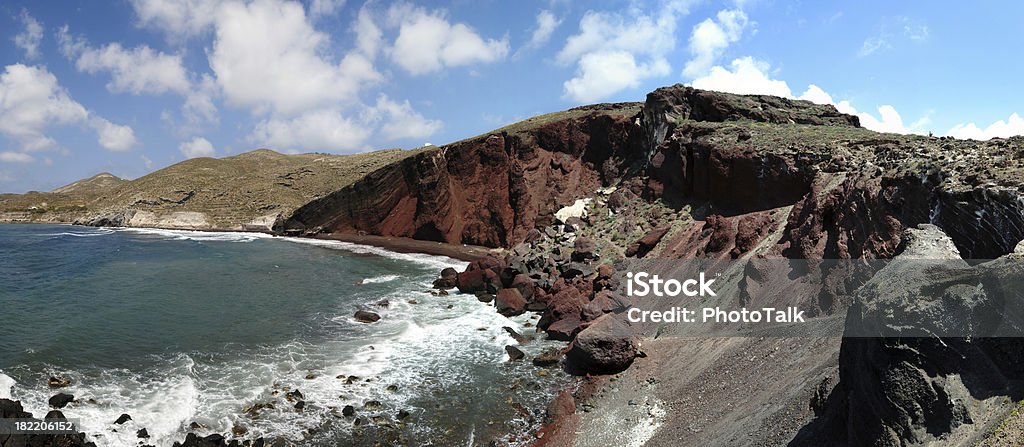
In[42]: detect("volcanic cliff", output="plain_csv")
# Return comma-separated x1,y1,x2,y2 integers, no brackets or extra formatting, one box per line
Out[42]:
283,85,1024,446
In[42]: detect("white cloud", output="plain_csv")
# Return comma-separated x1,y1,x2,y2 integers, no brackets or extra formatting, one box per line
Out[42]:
386,3,509,75
210,0,381,115
527,10,561,48
691,57,790,97
563,51,670,103
0,151,35,164
0,64,136,155
690,57,927,135
682,9,748,78
59,29,190,95
354,5,383,57
251,108,373,152
557,2,686,103
309,0,345,19
90,117,138,151
179,136,215,158
0,64,88,152
372,95,442,141
947,114,1024,140
13,10,44,60
129,0,221,39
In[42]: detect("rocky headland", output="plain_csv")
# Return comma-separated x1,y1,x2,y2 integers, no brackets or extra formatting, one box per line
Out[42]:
3,84,1024,446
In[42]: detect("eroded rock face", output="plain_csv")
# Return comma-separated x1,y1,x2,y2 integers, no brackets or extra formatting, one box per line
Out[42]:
795,226,1024,446
284,108,646,248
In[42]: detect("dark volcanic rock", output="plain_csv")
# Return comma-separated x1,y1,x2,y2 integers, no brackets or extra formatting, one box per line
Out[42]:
546,317,583,341
495,288,527,317
48,392,74,409
456,268,499,294
0,398,96,447
114,413,132,424
47,376,71,388
566,315,638,374
505,345,525,361
354,310,381,323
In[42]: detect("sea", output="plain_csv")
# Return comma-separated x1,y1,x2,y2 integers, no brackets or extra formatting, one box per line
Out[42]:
0,224,567,446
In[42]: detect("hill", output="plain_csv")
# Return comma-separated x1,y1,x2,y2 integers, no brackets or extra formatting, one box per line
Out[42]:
0,148,421,230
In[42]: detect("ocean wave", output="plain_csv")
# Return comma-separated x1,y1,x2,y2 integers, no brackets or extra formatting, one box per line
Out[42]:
116,228,274,243
360,274,400,284
281,237,468,271
0,372,14,400
39,228,115,238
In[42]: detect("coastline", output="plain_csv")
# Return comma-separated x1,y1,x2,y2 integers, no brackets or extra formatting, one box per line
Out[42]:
310,232,497,262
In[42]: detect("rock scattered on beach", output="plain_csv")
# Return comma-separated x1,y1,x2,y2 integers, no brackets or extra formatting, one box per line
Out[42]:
505,345,525,361
114,413,132,424
48,376,72,388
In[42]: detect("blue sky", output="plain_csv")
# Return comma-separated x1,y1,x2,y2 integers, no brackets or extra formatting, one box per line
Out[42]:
1,0,1022,193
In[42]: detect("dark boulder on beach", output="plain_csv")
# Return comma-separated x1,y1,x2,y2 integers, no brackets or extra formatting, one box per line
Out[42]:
432,267,459,289
354,310,381,323
532,348,563,367
342,405,355,417
495,288,526,317
137,428,150,438
114,413,132,424
48,392,74,409
0,399,96,447
566,314,638,374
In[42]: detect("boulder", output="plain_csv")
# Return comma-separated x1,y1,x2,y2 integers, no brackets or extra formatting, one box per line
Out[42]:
547,317,583,341
48,376,72,388
456,268,499,294
342,405,355,417
49,392,74,409
495,288,527,317
505,345,525,361
566,314,638,374
137,428,150,439
582,290,621,321
545,390,576,423
625,225,671,258
44,410,66,420
502,326,532,344
571,237,598,261
475,293,495,303
354,310,381,323
509,274,536,301
114,413,133,425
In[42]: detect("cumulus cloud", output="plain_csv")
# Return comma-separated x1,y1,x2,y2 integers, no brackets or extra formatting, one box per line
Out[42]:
129,0,221,39
58,28,190,95
557,2,687,103
564,51,670,103
527,10,561,48
386,3,509,75
179,136,215,158
947,114,1024,140
372,95,442,141
690,57,927,135
13,10,44,60
0,151,35,164
90,118,138,151
690,57,789,97
682,9,748,78
0,64,137,157
251,108,374,152
210,0,381,115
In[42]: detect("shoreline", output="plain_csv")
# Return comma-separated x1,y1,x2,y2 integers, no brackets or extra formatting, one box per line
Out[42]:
310,232,497,262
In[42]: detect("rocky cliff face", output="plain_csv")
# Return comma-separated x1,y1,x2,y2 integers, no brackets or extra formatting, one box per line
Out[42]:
283,104,645,247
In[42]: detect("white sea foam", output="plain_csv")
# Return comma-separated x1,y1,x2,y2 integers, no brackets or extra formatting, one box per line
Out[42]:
281,237,468,271
116,227,274,243
0,372,14,400
360,274,400,284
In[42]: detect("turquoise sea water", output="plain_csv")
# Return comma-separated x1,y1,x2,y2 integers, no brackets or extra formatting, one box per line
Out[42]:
0,224,565,446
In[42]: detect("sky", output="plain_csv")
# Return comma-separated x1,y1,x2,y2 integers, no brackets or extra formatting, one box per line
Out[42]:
1,0,1023,193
